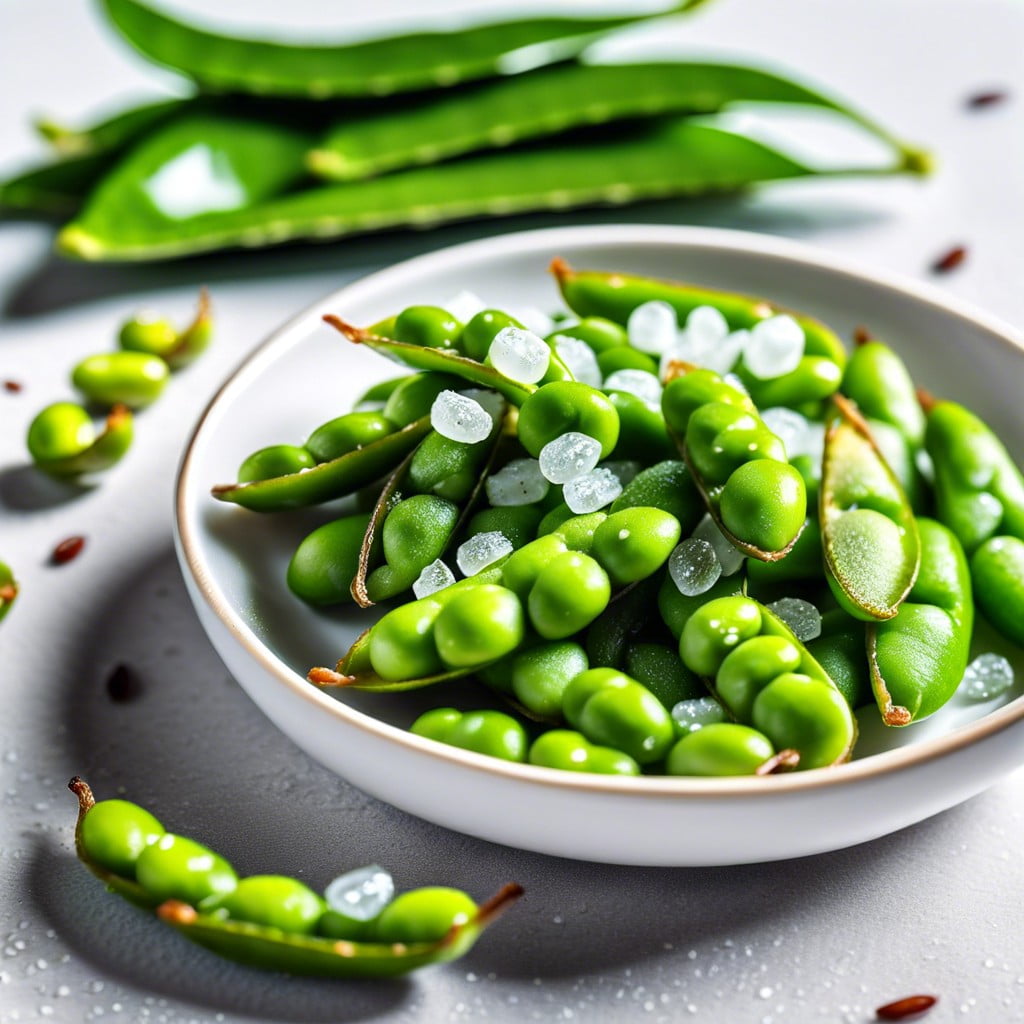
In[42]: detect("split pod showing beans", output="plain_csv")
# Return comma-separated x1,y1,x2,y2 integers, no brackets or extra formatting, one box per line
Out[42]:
69,778,521,977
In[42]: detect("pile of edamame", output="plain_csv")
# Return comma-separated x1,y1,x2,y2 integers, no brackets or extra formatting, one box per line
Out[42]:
217,262,1023,778
68,778,521,977
1,0,929,261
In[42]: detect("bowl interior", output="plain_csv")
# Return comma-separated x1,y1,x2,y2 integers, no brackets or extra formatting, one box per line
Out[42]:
180,225,1024,770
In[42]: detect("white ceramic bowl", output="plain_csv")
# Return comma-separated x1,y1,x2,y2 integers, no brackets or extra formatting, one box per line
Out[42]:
174,224,1024,866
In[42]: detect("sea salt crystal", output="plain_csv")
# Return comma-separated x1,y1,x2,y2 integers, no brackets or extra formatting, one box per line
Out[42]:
486,459,550,506
458,387,505,425
628,300,678,356
430,390,493,443
960,654,1015,701
669,538,722,597
743,315,805,380
767,597,822,641
488,326,550,383
692,514,745,576
513,306,556,338
552,335,602,387
672,697,727,734
563,467,622,514
413,559,456,598
603,368,662,405
759,407,824,462
686,305,730,350
539,432,603,484
457,531,513,576
325,865,394,921
600,460,641,486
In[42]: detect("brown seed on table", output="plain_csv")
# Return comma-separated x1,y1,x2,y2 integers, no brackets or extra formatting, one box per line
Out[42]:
966,90,1008,109
876,993,938,1020
931,246,967,274
51,536,86,565
106,664,144,703
3,380,22,393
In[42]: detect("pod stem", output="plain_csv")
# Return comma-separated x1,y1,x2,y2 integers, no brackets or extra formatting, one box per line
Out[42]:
453,883,524,940
756,749,801,775
548,257,573,285
916,388,938,414
323,314,369,343
307,666,355,687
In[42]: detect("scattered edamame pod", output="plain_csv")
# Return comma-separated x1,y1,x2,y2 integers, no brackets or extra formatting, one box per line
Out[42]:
867,518,973,725
71,351,170,408
69,777,521,977
27,402,134,477
821,395,920,620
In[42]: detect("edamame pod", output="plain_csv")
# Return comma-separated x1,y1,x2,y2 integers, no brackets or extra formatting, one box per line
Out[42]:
679,596,857,768
27,402,134,477
868,518,973,724
971,536,1024,647
841,339,925,446
922,394,1024,554
821,395,920,620
101,0,705,100
69,778,521,977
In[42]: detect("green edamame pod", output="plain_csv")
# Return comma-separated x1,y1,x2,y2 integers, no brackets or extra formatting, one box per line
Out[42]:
27,402,134,477
0,563,18,623
737,355,843,412
868,518,973,724
922,395,1024,554
971,536,1024,646
821,395,920,620
841,339,925,446
309,61,920,182
327,317,535,405
101,0,704,100
120,288,213,369
663,367,807,560
679,596,856,768
305,411,396,463
69,778,521,977
529,730,640,776
60,121,878,262
212,416,430,511
552,259,848,367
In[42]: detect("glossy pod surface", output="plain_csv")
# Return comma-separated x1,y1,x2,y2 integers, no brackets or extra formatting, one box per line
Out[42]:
27,402,134,477
69,778,521,977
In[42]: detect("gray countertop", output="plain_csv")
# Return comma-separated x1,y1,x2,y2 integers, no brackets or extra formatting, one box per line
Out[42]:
2,1,1023,1021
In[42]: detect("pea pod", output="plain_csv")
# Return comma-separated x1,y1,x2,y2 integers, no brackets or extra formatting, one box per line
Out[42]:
679,596,857,769
309,61,922,182
0,563,18,623
867,518,973,725
212,416,430,512
69,778,521,977
841,338,925,447
821,395,920,620
27,402,134,477
101,0,707,99
922,394,1024,554
551,259,848,367
0,97,191,215
971,536,1024,647
662,367,807,560
325,317,535,405
58,121,887,262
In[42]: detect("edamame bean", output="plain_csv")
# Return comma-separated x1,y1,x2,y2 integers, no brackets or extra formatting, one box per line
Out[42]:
666,723,776,776
238,444,316,483
841,339,925,446
433,585,524,668
305,411,396,463
562,668,674,764
212,876,325,934
71,351,169,408
135,833,238,906
369,598,445,681
529,730,640,776
383,372,465,426
287,513,372,605
393,305,462,349
610,459,702,535
528,551,610,639
373,889,478,944
591,507,681,585
517,381,620,459
510,641,589,719
411,708,527,762
624,642,704,708
78,798,164,878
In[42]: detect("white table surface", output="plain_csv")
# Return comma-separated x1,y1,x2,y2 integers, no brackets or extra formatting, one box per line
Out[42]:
2,1,1023,1021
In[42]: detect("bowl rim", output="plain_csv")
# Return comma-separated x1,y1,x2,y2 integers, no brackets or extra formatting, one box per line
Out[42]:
174,222,1024,800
